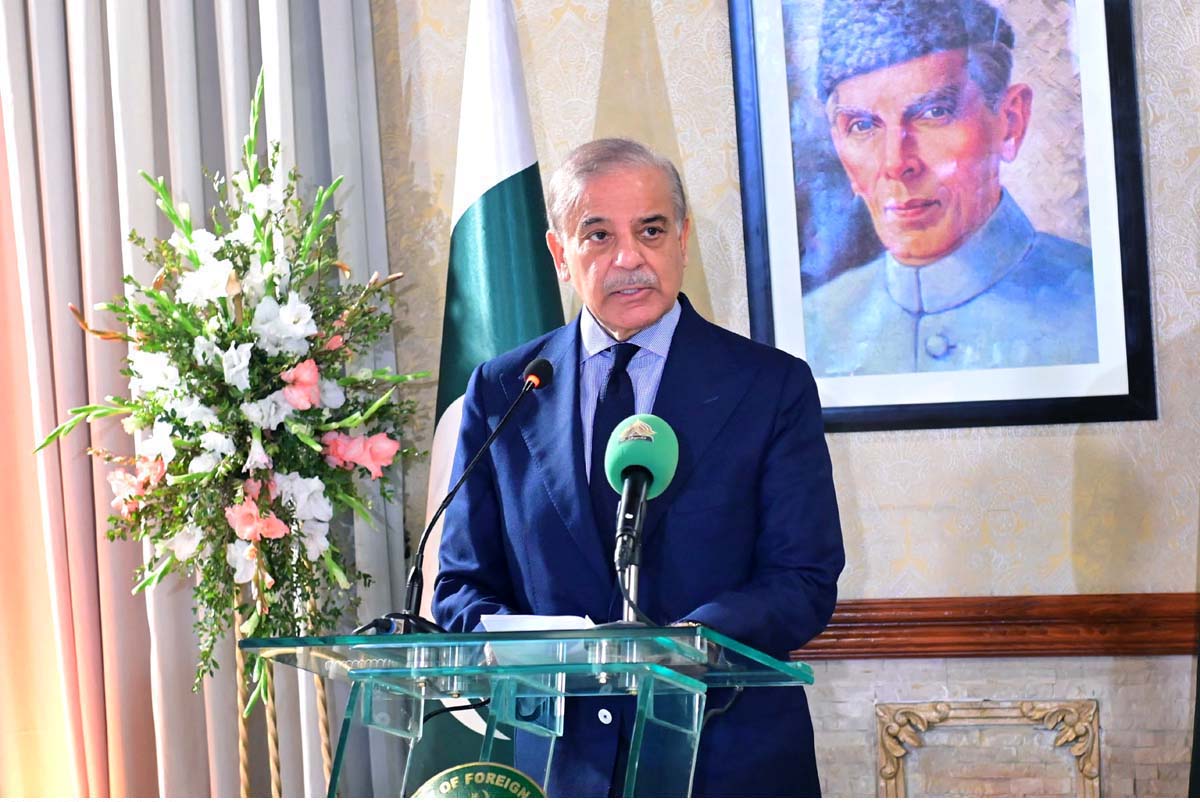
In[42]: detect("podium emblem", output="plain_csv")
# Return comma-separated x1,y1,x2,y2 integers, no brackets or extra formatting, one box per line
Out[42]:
412,762,545,798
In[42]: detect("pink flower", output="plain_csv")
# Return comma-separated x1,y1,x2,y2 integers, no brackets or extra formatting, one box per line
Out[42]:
246,477,278,502
109,467,141,499
321,431,354,469
108,467,145,518
136,456,166,488
259,512,289,540
322,334,345,351
280,359,321,410
321,431,400,478
358,433,400,479
225,498,262,541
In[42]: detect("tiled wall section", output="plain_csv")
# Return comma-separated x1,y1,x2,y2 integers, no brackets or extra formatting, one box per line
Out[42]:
808,656,1194,797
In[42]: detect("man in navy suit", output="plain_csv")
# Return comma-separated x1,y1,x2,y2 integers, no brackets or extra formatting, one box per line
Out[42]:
434,138,844,796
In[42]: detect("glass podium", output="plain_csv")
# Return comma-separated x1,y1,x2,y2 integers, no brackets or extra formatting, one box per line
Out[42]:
241,625,813,797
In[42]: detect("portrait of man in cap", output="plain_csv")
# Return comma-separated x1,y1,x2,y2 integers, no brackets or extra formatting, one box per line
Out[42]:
796,0,1099,378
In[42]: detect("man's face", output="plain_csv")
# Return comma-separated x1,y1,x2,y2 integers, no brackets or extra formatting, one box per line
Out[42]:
546,164,689,341
827,48,1031,265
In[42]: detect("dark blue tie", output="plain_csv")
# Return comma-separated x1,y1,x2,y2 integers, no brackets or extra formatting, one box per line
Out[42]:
589,343,639,552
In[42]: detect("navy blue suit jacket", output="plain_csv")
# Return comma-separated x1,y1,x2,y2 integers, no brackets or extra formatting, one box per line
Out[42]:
434,297,844,796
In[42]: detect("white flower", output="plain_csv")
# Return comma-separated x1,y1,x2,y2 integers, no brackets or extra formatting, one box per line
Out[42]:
226,540,257,584
136,420,177,467
298,518,330,561
189,229,223,262
274,472,333,523
240,390,291,430
230,170,251,196
221,342,254,391
169,395,219,428
277,291,316,334
193,335,219,367
168,229,221,265
199,432,235,455
242,438,272,473
176,258,234,307
163,523,203,561
319,379,345,409
251,292,314,356
128,350,180,398
242,255,268,305
244,185,271,214
187,431,235,474
272,233,291,294
229,212,258,247
188,451,220,474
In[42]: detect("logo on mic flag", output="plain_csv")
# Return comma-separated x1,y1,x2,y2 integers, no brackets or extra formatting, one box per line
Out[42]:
618,419,656,443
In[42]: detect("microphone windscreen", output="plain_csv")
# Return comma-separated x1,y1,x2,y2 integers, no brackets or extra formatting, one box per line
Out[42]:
523,357,554,389
603,414,679,499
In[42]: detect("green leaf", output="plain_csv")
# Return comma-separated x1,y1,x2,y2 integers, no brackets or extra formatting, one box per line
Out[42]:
359,387,395,424
34,413,86,452
132,554,175,594
333,491,373,525
165,471,212,486
243,69,265,179
242,665,267,718
318,387,394,432
239,609,261,637
323,550,351,590
284,419,324,452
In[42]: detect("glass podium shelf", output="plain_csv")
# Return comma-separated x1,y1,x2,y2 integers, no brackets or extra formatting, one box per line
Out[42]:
242,625,813,698
241,626,813,797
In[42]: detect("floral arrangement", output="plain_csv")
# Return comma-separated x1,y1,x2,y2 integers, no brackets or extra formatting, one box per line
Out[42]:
38,74,421,706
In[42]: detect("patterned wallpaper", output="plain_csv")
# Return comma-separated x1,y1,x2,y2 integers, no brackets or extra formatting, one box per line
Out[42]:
371,0,1200,598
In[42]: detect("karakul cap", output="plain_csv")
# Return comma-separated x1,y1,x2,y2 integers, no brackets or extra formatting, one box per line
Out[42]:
817,0,1014,101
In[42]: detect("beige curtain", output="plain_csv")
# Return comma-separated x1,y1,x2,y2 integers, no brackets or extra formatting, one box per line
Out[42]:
0,0,404,796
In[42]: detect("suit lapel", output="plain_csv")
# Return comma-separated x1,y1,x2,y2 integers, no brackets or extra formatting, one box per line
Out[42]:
508,319,613,585
644,299,755,538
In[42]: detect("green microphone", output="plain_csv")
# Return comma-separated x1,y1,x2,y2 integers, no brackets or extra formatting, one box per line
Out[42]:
603,413,679,499
601,415,679,623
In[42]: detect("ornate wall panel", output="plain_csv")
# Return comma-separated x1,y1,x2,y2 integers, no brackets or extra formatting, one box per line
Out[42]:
876,700,1100,797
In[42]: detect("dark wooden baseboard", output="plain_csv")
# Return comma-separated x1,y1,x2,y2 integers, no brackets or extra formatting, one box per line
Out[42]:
791,593,1200,660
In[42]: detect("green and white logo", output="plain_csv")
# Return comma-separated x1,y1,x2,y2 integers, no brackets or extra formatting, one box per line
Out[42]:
412,762,545,798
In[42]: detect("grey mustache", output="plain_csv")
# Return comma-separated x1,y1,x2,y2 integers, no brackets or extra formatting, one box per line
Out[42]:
603,270,658,293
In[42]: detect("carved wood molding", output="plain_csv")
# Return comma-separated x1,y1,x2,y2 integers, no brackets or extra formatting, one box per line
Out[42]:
794,592,1200,660
875,699,1101,797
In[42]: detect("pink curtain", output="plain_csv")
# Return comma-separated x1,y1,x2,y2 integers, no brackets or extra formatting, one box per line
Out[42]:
1,1,401,795
0,1,159,794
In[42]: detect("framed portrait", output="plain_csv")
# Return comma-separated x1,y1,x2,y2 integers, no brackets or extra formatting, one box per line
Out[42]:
729,0,1157,431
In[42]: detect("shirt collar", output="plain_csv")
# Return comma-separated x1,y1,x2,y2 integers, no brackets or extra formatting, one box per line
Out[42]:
579,298,682,362
884,190,1036,314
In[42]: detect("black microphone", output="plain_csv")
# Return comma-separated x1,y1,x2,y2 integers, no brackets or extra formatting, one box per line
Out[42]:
355,357,554,635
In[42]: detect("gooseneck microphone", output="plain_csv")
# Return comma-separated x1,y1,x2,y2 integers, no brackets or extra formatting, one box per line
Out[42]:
355,357,555,635
601,414,679,625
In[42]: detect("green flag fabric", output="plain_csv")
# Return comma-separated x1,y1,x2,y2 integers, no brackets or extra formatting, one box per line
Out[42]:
435,0,564,420
419,0,562,785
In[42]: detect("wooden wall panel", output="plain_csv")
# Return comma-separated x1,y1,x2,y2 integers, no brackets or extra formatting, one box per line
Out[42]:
792,593,1200,660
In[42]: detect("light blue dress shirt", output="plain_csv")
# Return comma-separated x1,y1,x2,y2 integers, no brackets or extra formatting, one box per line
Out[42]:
802,192,1098,377
579,299,681,477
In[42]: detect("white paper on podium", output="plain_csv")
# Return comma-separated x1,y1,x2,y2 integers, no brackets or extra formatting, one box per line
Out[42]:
479,615,595,665
479,614,595,633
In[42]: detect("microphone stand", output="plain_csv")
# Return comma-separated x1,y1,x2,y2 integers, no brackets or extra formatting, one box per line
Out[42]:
355,367,549,636
613,466,655,626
